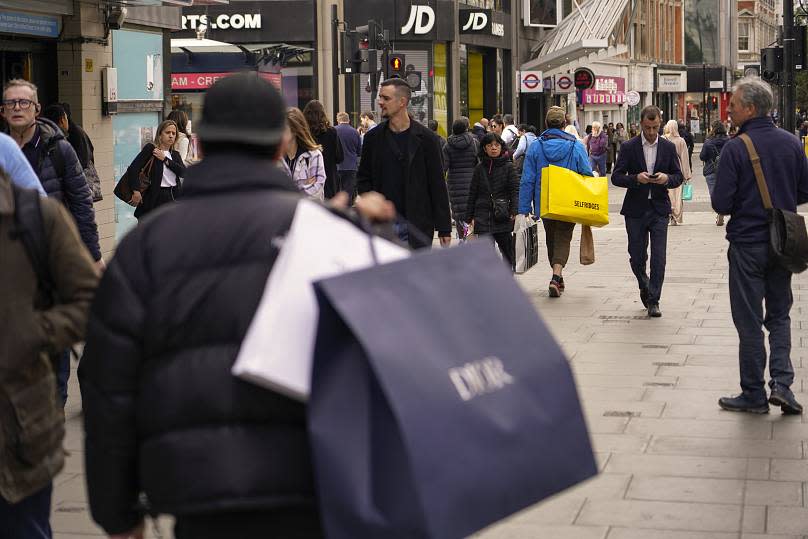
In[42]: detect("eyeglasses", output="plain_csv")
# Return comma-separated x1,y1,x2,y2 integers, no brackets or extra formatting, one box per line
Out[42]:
1,99,35,110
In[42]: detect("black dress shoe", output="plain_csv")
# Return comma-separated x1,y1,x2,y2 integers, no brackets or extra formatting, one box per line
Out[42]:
718,394,770,414
640,288,649,308
769,385,804,415
647,304,661,317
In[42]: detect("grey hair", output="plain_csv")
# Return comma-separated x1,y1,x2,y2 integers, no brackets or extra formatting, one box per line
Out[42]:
3,78,39,103
732,76,773,117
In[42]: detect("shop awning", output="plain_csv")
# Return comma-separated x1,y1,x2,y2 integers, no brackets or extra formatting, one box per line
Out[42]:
521,0,630,73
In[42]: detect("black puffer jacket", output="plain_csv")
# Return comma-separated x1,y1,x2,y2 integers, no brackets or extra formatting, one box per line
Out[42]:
442,132,478,222
466,155,518,234
79,153,318,535
8,118,100,261
699,134,729,176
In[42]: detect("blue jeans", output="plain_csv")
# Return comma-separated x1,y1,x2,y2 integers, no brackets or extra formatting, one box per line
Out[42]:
56,350,70,407
589,154,607,176
625,209,669,305
728,242,795,400
705,173,717,197
0,483,53,539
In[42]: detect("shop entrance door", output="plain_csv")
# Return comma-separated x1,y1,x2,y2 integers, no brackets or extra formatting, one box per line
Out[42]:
1,51,29,81
468,51,484,125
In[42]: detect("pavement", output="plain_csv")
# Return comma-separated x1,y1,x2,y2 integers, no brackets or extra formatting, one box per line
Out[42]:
52,146,808,538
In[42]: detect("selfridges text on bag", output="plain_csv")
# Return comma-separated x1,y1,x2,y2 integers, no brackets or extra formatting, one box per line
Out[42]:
308,241,597,539
540,164,609,227
739,134,808,273
512,214,539,273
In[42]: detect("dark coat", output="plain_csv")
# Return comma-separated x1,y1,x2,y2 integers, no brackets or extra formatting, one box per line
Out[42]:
78,153,319,535
0,173,98,504
125,143,186,220
335,123,361,171
678,125,694,155
442,132,479,222
466,154,518,234
611,135,684,217
67,121,94,169
316,127,344,199
12,118,101,261
699,134,729,176
713,116,808,243
357,119,452,247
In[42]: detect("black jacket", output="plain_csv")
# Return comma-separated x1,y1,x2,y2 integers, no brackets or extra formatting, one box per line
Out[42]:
357,119,452,247
442,132,478,222
125,143,186,219
78,154,318,535
699,134,728,176
9,118,101,261
316,127,344,199
611,135,684,217
466,155,518,234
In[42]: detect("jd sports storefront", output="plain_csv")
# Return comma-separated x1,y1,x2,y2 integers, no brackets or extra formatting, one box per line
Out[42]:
342,0,454,136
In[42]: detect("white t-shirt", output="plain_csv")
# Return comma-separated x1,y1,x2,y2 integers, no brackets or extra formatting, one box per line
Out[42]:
502,125,519,146
160,150,178,187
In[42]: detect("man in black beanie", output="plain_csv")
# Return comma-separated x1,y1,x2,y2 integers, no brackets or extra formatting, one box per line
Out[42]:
78,72,388,539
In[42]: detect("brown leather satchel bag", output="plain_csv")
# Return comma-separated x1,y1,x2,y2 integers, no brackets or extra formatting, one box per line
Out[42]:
114,156,154,203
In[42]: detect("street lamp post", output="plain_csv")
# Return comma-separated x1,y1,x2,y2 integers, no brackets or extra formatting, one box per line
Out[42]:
784,0,796,133
702,63,707,135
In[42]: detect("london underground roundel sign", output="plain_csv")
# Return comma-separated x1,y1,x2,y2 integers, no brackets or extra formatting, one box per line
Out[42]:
574,68,596,91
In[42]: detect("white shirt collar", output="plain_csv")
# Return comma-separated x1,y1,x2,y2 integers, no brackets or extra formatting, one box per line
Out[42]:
642,134,659,147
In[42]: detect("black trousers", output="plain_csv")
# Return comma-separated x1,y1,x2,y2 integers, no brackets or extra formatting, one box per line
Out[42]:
337,170,357,203
174,508,324,539
135,186,178,220
492,231,514,268
625,209,668,305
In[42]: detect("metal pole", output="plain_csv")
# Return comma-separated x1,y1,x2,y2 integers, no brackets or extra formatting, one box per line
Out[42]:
331,5,340,120
784,0,796,133
702,63,707,135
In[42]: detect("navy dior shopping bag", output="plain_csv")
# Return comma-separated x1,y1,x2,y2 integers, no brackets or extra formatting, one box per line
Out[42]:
308,241,597,539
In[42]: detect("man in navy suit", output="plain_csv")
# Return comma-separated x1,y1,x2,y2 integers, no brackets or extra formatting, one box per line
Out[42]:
612,106,684,317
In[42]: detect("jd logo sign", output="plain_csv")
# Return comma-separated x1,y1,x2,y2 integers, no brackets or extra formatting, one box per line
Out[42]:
460,9,491,33
401,5,435,35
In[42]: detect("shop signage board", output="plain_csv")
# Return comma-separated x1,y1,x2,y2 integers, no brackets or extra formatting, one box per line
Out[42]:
0,10,59,38
519,71,543,93
460,9,491,34
581,76,626,105
555,74,574,93
172,72,281,90
625,90,640,106
574,68,596,90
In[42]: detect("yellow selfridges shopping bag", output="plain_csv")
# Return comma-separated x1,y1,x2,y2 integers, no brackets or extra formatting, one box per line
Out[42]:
540,165,609,227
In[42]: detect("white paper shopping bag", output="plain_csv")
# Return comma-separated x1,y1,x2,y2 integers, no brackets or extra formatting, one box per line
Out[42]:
232,200,409,401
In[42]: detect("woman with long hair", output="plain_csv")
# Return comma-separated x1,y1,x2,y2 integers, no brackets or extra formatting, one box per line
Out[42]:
285,107,327,199
125,119,186,220
302,100,343,199
465,133,519,267
167,109,193,164
662,119,692,225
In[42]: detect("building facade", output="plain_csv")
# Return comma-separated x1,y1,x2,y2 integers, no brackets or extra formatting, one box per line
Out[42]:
736,0,778,74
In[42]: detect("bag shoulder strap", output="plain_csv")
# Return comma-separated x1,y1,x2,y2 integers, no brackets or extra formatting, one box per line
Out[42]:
738,133,773,210
11,183,54,306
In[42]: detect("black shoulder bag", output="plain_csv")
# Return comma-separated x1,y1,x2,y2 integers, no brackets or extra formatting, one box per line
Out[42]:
739,133,808,273
483,163,511,223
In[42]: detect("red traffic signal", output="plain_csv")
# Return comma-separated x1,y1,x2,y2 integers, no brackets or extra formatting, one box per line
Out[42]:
388,54,406,79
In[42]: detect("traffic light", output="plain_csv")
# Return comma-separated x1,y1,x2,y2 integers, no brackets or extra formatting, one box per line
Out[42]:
387,54,406,79
761,47,783,82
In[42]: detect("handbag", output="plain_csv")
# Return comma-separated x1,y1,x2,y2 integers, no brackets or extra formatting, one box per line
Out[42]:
308,241,597,539
83,161,103,202
483,166,511,223
739,133,808,273
512,214,539,273
580,224,595,265
113,155,154,203
682,182,693,201
540,165,610,227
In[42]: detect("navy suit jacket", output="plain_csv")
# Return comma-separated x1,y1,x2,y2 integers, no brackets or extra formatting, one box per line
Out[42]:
611,135,684,217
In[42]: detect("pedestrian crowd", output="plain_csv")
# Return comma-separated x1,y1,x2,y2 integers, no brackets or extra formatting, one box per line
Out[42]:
2,72,807,539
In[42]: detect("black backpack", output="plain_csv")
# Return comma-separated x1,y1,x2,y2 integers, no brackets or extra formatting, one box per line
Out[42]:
11,182,55,308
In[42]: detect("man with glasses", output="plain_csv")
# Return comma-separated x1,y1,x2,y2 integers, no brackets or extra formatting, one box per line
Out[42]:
2,79,101,408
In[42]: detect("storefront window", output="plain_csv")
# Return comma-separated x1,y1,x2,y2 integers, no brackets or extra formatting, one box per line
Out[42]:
459,44,468,119
433,43,448,138
463,0,510,12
